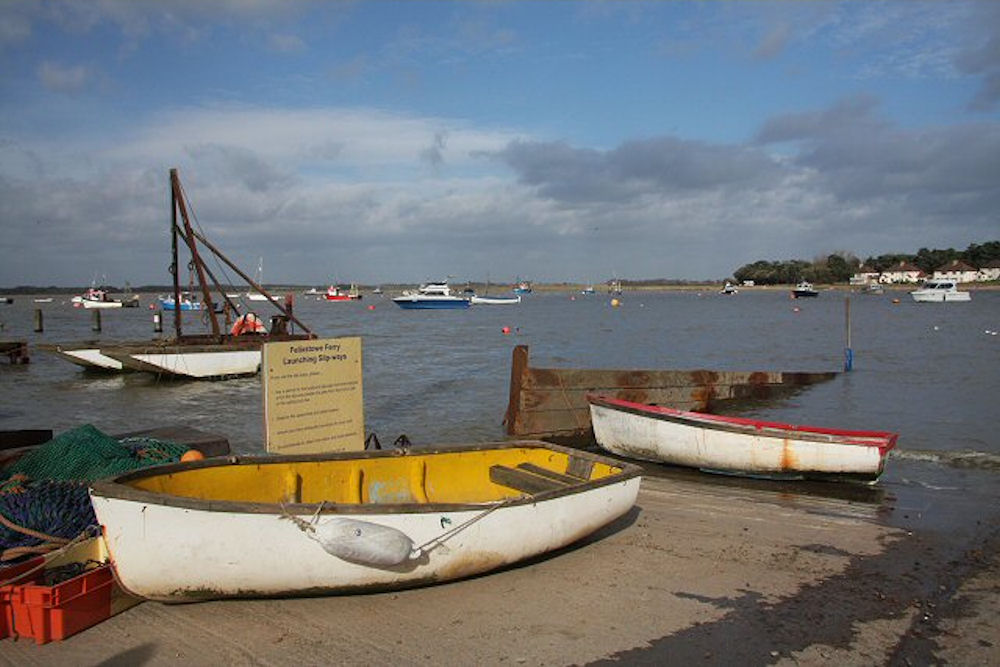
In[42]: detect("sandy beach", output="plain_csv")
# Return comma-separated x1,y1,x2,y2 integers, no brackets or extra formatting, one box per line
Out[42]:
2,464,996,666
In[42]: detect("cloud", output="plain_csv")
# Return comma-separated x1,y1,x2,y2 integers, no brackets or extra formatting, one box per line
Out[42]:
753,22,792,60
37,61,92,93
268,33,306,54
489,137,783,205
1,99,998,286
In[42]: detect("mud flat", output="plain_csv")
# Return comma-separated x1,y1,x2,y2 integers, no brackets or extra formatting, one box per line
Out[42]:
2,463,997,665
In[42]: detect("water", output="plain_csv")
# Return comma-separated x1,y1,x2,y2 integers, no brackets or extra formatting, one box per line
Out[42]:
1,288,998,472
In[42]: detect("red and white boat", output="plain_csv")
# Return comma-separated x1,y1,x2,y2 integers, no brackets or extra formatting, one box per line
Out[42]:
323,285,362,301
587,395,897,482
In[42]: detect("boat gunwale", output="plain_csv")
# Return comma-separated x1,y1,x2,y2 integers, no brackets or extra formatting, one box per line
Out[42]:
588,395,898,457
89,440,642,515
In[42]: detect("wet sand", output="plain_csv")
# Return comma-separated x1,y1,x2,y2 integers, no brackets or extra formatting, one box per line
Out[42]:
2,467,997,665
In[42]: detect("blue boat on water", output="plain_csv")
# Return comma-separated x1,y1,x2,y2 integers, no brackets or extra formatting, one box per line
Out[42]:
512,280,532,295
392,282,471,310
159,293,203,311
158,293,222,312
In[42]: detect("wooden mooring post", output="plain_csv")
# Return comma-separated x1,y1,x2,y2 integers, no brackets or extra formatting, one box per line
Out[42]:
33,308,43,332
91,309,102,332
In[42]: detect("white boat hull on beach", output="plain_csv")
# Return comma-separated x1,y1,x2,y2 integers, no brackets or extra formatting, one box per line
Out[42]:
588,395,896,482
90,443,641,601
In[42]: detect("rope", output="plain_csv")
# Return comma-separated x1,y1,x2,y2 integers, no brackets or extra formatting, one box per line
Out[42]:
412,499,514,556
0,528,98,579
0,511,70,545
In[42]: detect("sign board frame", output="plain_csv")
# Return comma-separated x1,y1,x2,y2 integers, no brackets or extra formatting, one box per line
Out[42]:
262,336,364,454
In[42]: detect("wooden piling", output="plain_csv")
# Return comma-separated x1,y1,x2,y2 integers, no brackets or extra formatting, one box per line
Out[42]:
33,308,43,332
92,309,101,332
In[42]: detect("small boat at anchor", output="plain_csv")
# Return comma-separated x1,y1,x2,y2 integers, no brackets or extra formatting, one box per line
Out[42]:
471,294,521,305
791,281,819,298
90,441,641,602
587,395,897,482
323,284,362,301
72,286,140,309
909,280,971,303
392,281,471,309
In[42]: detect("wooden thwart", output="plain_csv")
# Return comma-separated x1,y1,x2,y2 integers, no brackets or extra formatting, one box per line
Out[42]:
490,464,573,495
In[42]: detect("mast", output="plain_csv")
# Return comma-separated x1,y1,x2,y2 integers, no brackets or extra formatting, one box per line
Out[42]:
171,169,222,337
170,170,182,338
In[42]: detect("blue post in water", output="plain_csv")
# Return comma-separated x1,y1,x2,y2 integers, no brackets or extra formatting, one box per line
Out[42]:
844,296,853,372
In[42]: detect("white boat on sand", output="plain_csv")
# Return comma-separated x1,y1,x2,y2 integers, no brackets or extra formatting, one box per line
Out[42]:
588,395,897,482
90,441,641,602
910,280,971,303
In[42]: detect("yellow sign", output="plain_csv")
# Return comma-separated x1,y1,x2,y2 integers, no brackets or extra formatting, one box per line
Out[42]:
262,336,364,454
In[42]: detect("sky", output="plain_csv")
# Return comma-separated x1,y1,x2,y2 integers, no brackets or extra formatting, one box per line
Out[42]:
1,0,998,288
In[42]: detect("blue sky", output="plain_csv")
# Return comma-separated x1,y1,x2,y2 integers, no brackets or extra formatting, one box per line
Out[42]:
1,1,998,287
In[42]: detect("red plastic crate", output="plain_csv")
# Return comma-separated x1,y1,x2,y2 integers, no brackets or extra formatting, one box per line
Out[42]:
9,564,115,644
0,557,45,640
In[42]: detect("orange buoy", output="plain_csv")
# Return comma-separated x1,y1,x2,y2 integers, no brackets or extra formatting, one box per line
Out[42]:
367,305,375,310
180,449,205,462
501,326,511,335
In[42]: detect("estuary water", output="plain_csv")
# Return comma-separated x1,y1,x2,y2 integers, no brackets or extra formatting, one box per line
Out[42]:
1,287,998,482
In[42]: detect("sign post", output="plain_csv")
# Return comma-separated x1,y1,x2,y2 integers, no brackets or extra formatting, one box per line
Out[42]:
262,336,364,454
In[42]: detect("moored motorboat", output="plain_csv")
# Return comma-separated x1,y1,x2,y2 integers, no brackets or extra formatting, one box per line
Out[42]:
909,280,971,303
392,282,471,309
587,395,897,482
323,284,362,301
73,287,140,309
158,292,204,311
90,441,641,602
791,281,819,298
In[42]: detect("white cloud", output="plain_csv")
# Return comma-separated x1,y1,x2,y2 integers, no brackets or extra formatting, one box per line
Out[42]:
37,61,92,93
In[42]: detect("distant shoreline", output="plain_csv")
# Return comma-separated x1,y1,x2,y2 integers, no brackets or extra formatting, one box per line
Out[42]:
2,282,998,295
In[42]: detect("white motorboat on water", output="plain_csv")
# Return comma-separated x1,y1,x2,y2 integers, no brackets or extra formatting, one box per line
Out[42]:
719,282,738,295
909,280,971,303
72,287,140,309
791,281,819,298
393,282,471,309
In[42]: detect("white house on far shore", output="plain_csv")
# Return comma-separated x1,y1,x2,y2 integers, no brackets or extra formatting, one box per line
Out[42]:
932,260,979,283
977,260,1000,282
878,261,925,284
852,258,1000,286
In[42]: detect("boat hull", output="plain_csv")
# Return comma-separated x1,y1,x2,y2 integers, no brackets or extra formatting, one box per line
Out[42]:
588,396,895,481
37,343,126,371
90,443,641,601
910,291,971,302
471,295,521,305
101,334,313,379
393,298,470,309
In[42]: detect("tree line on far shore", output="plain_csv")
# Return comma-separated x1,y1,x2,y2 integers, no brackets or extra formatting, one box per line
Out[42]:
731,241,1000,286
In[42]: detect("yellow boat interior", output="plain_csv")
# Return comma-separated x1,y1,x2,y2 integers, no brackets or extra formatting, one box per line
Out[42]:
124,445,631,506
